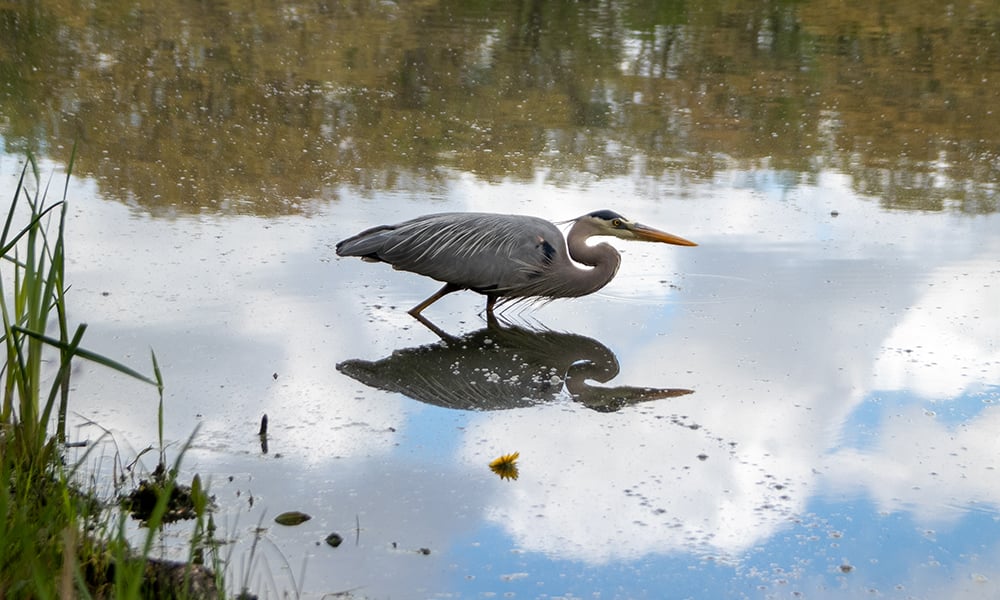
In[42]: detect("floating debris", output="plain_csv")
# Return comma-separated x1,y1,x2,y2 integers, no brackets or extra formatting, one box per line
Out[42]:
325,533,344,548
259,414,269,454
274,511,312,526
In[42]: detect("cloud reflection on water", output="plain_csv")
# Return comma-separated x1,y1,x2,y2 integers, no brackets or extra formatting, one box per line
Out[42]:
444,174,1000,577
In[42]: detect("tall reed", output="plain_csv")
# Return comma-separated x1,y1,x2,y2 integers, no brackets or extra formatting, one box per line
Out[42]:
0,152,193,598
1,151,159,465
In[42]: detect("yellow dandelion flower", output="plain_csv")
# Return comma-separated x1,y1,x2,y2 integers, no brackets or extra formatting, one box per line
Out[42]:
489,451,520,481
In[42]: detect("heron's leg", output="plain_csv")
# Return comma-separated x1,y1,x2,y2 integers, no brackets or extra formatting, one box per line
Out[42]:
411,312,458,342
408,283,460,317
485,296,501,328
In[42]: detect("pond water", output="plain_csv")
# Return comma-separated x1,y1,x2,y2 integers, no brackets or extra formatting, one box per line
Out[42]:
2,0,999,598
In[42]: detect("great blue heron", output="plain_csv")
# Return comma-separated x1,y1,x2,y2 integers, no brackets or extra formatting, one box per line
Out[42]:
335,209,697,317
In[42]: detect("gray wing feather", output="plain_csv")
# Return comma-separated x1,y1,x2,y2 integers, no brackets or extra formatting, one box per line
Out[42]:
336,213,567,293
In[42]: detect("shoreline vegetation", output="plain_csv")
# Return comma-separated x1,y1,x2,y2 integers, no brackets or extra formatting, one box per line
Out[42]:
1,153,223,599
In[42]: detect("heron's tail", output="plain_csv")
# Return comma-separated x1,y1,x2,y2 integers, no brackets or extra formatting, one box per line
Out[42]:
335,225,395,260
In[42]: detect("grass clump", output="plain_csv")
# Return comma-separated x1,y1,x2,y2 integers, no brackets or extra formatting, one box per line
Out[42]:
0,152,219,598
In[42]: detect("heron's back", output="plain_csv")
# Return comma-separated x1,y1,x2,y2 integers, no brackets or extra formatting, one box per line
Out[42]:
336,212,566,294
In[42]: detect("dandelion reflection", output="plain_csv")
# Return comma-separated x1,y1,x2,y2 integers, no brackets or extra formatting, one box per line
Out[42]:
489,452,520,481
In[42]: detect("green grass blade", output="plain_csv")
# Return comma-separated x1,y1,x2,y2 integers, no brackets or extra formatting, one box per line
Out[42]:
151,349,166,462
38,324,87,447
11,325,160,387
0,160,31,249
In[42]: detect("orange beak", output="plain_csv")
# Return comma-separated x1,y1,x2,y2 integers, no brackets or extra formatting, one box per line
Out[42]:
632,223,698,247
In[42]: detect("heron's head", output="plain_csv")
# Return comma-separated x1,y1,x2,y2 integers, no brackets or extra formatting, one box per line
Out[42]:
575,210,697,246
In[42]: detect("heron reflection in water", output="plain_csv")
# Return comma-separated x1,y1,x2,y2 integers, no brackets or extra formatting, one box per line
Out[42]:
336,210,696,319
336,323,693,413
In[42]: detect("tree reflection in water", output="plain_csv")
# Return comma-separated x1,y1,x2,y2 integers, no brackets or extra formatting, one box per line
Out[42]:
337,322,692,413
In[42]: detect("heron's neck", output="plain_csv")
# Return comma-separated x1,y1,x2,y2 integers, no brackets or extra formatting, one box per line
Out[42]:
564,229,622,296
